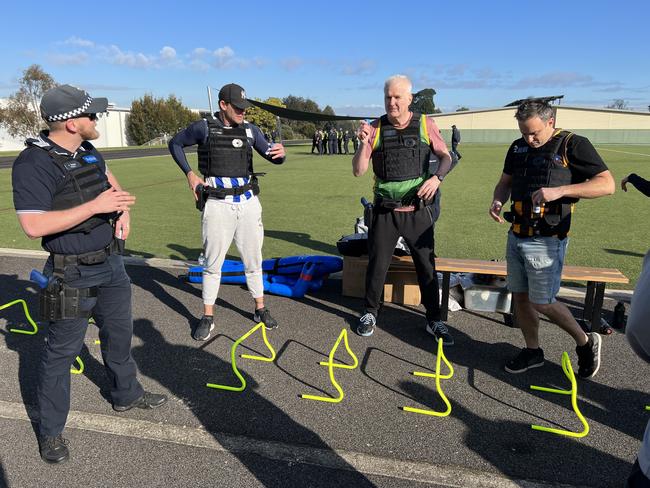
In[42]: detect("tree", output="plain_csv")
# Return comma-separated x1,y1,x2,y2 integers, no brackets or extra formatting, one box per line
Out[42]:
282,95,325,138
606,99,629,110
456,106,470,112
245,97,285,134
126,94,197,145
0,65,57,138
410,88,438,114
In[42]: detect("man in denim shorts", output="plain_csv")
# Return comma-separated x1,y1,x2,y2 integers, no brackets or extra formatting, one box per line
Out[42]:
489,100,615,378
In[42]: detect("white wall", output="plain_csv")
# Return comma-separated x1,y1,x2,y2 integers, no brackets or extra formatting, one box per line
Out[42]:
0,99,131,150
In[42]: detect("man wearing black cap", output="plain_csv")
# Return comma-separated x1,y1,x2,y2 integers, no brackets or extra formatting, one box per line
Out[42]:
168,83,286,341
12,84,168,465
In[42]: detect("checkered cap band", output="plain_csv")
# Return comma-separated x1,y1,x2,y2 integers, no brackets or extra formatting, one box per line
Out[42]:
45,95,94,122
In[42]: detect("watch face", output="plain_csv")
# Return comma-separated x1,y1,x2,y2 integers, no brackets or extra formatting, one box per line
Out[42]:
435,174,444,181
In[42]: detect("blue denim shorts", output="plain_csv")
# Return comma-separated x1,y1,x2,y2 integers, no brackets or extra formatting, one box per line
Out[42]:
506,231,569,304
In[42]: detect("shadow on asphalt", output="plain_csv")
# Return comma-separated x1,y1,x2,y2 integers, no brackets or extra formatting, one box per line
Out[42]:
400,379,633,487
130,318,376,487
374,302,644,487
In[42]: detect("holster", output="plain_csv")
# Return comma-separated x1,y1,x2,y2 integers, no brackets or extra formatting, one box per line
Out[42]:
38,277,97,321
196,184,207,211
363,203,374,234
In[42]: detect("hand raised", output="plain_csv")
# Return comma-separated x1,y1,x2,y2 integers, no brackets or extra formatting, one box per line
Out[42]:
92,187,136,214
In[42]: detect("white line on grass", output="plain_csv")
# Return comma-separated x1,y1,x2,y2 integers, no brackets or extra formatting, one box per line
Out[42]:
596,147,650,157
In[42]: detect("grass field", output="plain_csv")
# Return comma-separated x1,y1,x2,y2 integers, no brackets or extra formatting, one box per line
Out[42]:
0,144,648,288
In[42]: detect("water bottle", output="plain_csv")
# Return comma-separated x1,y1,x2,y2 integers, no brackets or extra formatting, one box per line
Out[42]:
197,253,206,267
612,301,626,329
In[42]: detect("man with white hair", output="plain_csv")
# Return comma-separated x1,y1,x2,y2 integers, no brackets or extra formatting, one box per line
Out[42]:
352,75,454,343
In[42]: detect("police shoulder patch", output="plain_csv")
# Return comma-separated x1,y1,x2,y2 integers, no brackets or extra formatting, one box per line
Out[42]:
82,154,99,163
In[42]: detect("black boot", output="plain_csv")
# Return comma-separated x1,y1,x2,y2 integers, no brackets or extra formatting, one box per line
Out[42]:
39,434,70,464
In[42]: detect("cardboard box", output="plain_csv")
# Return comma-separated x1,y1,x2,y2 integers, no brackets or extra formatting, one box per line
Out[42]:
342,256,421,306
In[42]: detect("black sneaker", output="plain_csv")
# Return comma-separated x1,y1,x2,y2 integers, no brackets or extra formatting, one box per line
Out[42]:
254,307,278,330
39,434,70,464
356,312,376,337
504,347,545,374
193,315,214,341
425,320,455,346
576,332,601,379
113,391,168,412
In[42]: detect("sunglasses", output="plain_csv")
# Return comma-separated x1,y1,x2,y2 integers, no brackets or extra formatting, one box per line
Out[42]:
73,113,102,121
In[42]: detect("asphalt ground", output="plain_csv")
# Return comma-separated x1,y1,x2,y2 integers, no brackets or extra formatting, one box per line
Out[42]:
0,252,646,488
0,147,189,168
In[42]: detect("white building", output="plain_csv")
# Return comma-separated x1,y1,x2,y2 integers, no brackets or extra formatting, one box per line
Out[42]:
0,99,130,150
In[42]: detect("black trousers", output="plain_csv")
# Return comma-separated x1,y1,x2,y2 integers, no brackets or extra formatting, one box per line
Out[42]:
365,205,441,321
38,253,143,436
452,142,461,159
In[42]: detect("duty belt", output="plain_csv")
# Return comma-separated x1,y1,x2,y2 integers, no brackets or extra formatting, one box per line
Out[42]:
51,238,121,269
374,195,432,212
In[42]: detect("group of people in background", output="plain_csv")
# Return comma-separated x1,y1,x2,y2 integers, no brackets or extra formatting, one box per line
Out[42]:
311,127,358,155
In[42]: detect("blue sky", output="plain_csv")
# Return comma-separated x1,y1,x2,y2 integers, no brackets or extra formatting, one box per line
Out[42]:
1,0,648,116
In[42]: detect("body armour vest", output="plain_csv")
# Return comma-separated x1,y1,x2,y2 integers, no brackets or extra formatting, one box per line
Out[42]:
371,112,430,182
509,130,578,237
30,141,114,234
197,117,253,178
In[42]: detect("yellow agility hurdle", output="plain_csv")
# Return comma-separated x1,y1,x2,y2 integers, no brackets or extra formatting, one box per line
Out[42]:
206,322,276,392
70,356,84,375
301,328,358,403
403,338,454,417
1,299,94,375
0,299,38,335
530,351,589,438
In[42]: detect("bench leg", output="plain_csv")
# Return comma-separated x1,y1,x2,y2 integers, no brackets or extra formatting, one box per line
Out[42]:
440,272,450,322
590,282,606,333
583,281,595,321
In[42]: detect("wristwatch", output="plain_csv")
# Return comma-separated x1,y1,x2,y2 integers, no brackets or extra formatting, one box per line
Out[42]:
434,173,444,182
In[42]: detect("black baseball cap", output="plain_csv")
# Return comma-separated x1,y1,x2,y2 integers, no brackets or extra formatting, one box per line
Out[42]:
218,83,252,110
40,84,108,122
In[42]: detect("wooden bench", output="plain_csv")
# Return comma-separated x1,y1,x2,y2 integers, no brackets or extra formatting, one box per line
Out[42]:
341,255,629,329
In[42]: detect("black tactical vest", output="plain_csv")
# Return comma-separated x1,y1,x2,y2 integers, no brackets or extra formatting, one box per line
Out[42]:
197,116,253,178
29,141,114,233
371,112,430,181
508,130,578,237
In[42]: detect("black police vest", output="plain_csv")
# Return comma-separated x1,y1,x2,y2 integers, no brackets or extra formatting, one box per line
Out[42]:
197,117,253,178
371,113,430,181
509,130,578,237
29,141,113,233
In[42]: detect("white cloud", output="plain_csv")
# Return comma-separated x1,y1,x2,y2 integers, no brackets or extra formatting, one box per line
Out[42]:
62,36,95,48
192,47,209,58
160,46,177,60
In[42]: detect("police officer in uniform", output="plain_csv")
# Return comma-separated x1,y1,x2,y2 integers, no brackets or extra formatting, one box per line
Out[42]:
11,85,168,464
489,99,615,378
168,83,286,341
352,75,454,343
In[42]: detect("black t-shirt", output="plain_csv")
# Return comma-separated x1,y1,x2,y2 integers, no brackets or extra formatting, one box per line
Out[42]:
502,131,609,237
12,132,114,255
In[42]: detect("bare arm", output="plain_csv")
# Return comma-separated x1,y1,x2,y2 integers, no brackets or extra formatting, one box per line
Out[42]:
531,170,615,205
489,172,513,223
352,121,372,177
